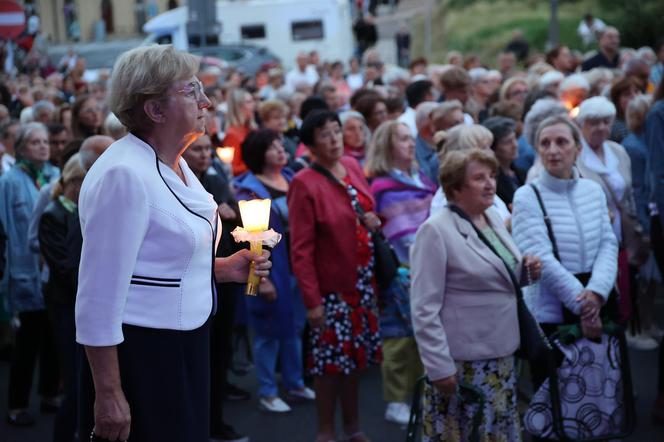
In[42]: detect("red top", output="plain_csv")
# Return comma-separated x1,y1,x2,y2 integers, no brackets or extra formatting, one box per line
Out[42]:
223,125,250,176
288,156,374,309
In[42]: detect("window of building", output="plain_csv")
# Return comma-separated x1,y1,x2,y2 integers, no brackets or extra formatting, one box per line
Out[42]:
291,20,324,41
241,24,266,39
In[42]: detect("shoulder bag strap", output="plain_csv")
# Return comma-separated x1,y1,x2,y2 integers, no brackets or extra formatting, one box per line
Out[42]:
447,204,523,295
310,162,367,218
529,184,561,261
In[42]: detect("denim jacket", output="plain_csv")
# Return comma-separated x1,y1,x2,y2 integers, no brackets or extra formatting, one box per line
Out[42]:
0,163,59,313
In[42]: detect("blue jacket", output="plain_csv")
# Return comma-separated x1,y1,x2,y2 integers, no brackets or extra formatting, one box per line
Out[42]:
0,163,59,313
515,134,536,172
233,169,305,338
645,99,664,227
415,135,439,186
622,132,651,233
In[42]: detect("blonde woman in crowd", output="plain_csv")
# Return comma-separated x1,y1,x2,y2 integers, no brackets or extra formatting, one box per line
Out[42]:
223,87,257,176
365,120,436,425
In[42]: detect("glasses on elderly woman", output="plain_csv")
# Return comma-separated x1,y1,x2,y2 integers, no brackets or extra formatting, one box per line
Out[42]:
175,79,205,101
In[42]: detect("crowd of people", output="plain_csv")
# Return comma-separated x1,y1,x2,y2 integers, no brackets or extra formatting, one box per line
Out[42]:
0,10,664,442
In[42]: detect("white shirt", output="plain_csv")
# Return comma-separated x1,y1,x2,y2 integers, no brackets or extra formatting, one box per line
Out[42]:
580,140,625,242
398,107,417,137
75,134,221,346
285,65,319,92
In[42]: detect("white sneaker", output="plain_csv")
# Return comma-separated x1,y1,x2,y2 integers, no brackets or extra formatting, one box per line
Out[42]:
287,386,316,401
259,396,291,413
385,402,410,425
626,332,659,351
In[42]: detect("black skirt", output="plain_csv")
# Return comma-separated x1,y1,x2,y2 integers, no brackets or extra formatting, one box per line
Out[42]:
79,318,211,442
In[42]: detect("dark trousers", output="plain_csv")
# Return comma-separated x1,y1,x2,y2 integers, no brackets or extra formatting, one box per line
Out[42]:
7,309,60,409
47,300,79,442
79,320,211,442
651,216,664,394
210,283,238,436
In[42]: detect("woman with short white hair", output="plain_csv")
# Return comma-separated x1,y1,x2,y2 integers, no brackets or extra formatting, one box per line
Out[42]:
576,95,640,327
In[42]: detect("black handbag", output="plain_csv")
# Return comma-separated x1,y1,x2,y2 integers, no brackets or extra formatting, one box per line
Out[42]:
447,205,552,361
310,163,399,289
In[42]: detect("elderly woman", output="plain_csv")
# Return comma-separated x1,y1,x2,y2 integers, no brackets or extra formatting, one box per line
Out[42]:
74,45,271,442
512,115,618,395
234,129,312,414
609,77,639,143
288,110,382,442
411,148,541,442
223,87,257,176
341,110,369,164
364,121,436,425
71,94,103,139
0,122,61,426
576,96,638,254
483,116,525,206
38,154,86,440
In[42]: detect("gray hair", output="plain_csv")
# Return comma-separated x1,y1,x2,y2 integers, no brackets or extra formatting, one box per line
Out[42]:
559,74,590,93
482,116,516,150
33,100,56,117
626,94,651,133
415,101,439,130
523,98,568,146
468,67,489,84
577,96,616,124
14,122,48,159
104,112,128,140
108,45,200,132
339,110,366,126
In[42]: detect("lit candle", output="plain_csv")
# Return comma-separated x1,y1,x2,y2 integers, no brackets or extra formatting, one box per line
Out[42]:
569,106,580,119
238,199,272,295
216,146,235,164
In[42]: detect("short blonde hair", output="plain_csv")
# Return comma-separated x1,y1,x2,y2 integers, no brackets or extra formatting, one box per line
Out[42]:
499,77,528,102
436,124,493,160
431,100,463,126
108,45,199,132
258,99,288,122
440,148,498,200
52,153,86,199
626,94,651,133
365,121,415,177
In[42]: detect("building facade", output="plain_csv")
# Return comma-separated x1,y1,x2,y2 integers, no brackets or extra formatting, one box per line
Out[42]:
32,0,176,43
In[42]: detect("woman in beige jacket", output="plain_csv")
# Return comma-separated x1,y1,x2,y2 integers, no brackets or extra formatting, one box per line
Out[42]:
410,148,541,442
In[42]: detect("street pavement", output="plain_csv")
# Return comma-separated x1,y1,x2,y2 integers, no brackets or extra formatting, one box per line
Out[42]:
1,306,663,442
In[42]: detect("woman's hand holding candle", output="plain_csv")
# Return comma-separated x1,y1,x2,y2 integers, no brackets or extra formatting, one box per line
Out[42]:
214,249,271,284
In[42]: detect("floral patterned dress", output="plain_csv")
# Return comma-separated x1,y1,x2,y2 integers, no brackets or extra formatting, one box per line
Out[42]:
307,176,383,376
422,227,522,442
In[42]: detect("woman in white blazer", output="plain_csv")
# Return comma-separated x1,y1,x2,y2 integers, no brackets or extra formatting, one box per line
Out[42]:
75,45,271,442
411,148,541,442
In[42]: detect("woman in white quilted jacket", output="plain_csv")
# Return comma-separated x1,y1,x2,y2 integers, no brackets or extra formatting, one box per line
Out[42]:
511,115,618,400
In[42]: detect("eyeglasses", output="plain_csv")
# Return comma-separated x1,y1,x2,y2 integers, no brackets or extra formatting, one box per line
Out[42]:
175,80,205,101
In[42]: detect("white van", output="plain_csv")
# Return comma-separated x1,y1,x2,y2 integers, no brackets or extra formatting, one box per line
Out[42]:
143,0,354,68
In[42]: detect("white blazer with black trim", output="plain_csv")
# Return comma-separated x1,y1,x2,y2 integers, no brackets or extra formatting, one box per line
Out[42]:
75,133,221,347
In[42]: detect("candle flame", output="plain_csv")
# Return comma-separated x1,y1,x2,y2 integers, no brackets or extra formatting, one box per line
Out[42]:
216,147,235,164
569,106,580,118
238,199,271,232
